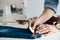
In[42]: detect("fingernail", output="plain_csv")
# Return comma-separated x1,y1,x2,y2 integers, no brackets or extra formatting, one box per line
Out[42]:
36,31,38,33
32,27,35,30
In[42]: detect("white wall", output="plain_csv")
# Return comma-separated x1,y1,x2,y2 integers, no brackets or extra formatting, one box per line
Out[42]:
25,0,44,18
25,0,60,18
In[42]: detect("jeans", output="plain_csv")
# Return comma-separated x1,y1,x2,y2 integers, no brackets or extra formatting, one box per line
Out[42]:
0,26,41,39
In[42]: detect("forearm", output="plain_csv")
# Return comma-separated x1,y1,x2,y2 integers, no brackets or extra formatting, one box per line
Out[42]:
44,0,58,13
35,0,59,25
36,8,54,25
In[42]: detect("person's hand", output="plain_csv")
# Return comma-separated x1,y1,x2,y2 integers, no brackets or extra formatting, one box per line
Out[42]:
30,18,41,30
28,17,38,30
28,19,35,27
36,24,50,34
36,24,58,36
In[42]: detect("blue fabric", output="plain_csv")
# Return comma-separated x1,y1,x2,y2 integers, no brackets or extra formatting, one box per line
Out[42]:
0,26,41,39
44,0,59,13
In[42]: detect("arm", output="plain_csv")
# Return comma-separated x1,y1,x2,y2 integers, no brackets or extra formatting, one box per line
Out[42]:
38,0,59,24
44,0,59,13
32,8,54,30
31,0,59,30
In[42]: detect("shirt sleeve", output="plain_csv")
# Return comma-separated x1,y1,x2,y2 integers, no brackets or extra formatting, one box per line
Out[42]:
44,0,59,13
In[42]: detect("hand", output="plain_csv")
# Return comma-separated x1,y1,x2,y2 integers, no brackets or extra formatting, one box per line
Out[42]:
28,19,35,27
36,24,50,34
29,8,55,31
29,18,41,30
36,24,58,36
28,17,38,30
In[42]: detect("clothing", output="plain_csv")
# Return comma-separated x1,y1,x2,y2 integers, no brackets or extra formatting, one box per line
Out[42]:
35,31,60,40
0,26,41,39
44,0,59,13
0,0,59,39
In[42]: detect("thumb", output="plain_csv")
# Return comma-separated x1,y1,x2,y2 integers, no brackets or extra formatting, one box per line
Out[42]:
32,24,36,30
32,23,40,30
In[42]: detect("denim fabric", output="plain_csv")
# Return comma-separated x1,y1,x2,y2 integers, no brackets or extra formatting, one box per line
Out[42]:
0,26,41,39
44,0,59,13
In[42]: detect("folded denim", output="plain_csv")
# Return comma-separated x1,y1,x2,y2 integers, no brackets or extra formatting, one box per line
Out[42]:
0,26,41,39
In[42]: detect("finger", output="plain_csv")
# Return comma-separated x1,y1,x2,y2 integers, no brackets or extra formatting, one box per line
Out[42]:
30,18,40,30
28,20,34,27
42,26,49,31
30,20,32,26
36,28,50,34
32,23,40,30
40,29,50,34
36,25,47,31
36,27,48,34
36,26,50,34
29,17,36,27
28,21,30,26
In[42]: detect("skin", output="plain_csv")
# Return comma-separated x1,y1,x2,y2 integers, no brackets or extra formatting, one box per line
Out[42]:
34,13,60,36
29,8,54,30
35,16,60,36
36,24,58,36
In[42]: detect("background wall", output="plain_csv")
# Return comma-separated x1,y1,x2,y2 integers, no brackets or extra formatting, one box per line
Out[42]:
25,0,60,18
25,0,44,18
